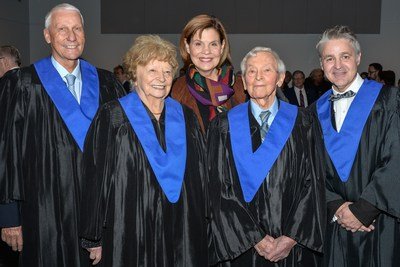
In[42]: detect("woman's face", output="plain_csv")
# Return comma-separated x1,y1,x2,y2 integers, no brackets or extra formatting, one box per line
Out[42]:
185,28,225,78
135,59,174,101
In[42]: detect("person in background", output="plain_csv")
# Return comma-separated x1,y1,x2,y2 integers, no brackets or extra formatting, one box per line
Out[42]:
0,45,21,79
171,14,246,133
360,71,368,79
80,35,208,266
367,62,382,81
0,44,22,267
113,64,131,93
0,4,125,266
305,68,332,97
208,46,325,267
312,25,400,266
284,70,318,107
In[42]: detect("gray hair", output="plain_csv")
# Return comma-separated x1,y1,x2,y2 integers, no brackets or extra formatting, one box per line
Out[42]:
240,47,286,75
316,25,361,57
0,45,21,66
45,3,84,29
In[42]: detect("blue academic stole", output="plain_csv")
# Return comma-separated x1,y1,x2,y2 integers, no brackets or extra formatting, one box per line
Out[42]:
228,101,298,202
34,57,99,151
316,79,382,182
119,93,187,203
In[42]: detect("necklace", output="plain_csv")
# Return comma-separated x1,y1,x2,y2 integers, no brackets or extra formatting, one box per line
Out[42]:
152,111,162,115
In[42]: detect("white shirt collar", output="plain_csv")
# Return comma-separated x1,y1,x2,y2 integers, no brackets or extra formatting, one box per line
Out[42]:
332,73,363,95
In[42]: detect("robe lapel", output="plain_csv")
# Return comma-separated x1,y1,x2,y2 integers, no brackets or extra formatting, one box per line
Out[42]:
33,57,99,151
119,93,187,203
316,79,382,182
228,101,298,202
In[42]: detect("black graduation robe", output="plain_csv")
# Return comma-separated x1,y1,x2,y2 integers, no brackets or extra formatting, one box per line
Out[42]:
207,104,325,266
0,69,21,227
0,65,125,267
79,100,208,267
311,85,400,266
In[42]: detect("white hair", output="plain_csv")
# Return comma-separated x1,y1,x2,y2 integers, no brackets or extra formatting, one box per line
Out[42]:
45,3,84,29
316,25,361,57
240,47,286,75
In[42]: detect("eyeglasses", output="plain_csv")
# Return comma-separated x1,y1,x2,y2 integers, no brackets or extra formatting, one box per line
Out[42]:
368,70,378,75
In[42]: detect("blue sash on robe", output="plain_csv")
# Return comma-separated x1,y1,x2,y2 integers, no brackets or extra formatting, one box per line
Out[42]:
119,93,187,203
316,79,382,182
34,57,99,151
228,100,298,202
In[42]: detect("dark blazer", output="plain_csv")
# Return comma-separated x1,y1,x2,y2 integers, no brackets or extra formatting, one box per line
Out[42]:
284,86,318,107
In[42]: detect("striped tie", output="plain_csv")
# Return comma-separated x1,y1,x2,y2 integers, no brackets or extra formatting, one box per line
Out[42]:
259,110,271,142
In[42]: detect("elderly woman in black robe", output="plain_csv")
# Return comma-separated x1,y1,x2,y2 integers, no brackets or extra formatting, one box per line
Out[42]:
207,47,326,266
80,35,208,267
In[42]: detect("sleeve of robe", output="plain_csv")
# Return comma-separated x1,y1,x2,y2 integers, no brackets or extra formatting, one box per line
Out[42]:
357,87,400,220
80,102,117,242
281,110,326,253
206,113,264,265
0,68,27,203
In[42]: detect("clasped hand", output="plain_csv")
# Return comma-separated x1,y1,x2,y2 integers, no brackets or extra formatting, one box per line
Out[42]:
1,226,23,252
254,235,296,262
335,202,374,232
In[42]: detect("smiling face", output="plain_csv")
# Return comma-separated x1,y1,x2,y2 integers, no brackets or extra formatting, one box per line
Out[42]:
320,38,360,92
135,59,174,102
243,51,284,107
185,28,224,79
44,9,85,72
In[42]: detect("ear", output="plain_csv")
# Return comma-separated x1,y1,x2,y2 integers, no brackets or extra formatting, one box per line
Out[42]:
185,38,190,55
221,39,225,54
241,74,247,91
44,29,51,44
276,72,285,87
356,52,361,66
319,58,324,71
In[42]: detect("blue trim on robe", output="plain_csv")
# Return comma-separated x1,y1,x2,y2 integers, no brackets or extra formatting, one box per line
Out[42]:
0,202,20,227
33,57,99,151
316,79,382,182
228,100,298,202
119,92,187,203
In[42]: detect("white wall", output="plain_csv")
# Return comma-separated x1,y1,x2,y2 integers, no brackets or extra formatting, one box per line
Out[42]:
28,0,400,79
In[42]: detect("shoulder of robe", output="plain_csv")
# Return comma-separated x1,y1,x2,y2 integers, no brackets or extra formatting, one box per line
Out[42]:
373,85,399,111
98,100,128,127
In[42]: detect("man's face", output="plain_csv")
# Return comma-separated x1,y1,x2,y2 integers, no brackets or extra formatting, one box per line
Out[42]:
368,65,379,80
292,73,305,88
243,52,284,102
320,38,360,92
43,9,85,71
114,68,126,83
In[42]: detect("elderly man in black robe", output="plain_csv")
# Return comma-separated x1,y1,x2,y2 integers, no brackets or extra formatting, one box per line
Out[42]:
207,46,325,266
312,25,400,266
0,3,124,267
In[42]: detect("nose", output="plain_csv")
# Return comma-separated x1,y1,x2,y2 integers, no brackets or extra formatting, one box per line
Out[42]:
202,44,211,54
67,29,77,42
334,58,342,69
255,70,262,81
156,71,166,82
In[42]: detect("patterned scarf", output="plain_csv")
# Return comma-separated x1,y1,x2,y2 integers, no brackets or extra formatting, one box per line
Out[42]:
186,63,236,120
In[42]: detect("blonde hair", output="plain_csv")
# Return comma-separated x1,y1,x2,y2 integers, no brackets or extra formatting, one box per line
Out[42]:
179,14,231,68
123,35,178,82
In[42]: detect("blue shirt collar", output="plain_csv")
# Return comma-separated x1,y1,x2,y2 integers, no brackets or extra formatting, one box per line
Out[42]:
250,96,279,126
51,56,81,81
